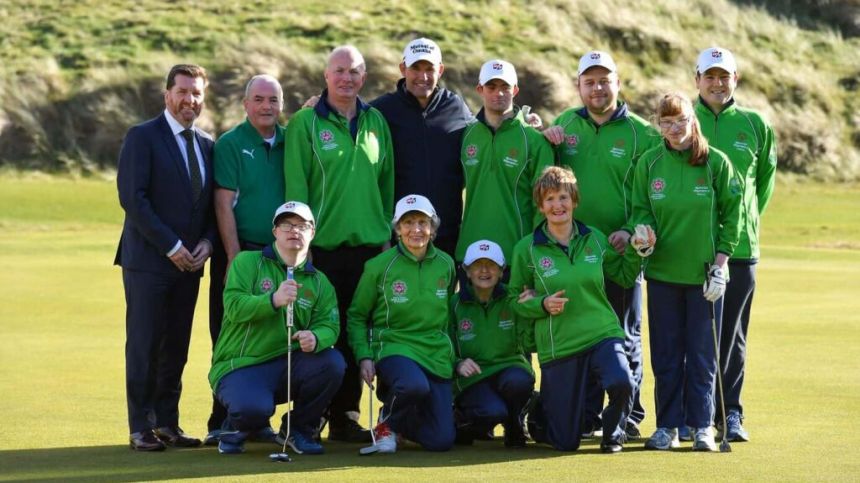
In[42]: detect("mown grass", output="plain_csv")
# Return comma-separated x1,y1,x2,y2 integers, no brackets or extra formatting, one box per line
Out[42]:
0,174,858,481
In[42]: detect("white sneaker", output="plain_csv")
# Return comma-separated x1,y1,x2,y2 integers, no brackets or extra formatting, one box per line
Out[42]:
374,422,397,454
692,426,716,452
644,427,680,450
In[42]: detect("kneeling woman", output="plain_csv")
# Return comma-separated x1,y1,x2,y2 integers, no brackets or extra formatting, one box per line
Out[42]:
347,195,457,453
451,240,535,447
509,166,650,453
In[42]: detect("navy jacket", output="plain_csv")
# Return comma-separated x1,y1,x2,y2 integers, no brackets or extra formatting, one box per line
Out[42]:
115,113,216,275
372,79,473,245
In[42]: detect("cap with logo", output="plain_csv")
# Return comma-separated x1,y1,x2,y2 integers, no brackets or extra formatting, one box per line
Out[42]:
273,201,315,226
403,38,442,67
696,47,737,74
393,194,437,224
463,239,505,267
479,59,518,86
577,50,617,76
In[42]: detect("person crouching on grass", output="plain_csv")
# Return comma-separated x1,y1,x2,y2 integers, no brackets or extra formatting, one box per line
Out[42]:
451,240,535,447
347,195,457,453
209,202,345,456
509,166,655,453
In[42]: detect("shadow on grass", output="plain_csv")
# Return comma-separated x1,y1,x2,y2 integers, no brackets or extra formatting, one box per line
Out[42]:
0,439,593,482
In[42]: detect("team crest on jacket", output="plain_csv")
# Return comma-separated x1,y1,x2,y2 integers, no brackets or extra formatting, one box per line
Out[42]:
436,277,448,298
539,256,559,277
465,144,479,166
503,148,519,167
391,280,409,304
459,318,476,340
693,176,711,196
610,139,626,158
650,177,666,200
260,278,274,292
319,129,338,150
564,134,579,155
583,245,598,264
733,132,750,151
498,309,514,330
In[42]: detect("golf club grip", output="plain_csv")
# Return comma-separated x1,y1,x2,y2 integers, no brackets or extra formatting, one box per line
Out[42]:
286,266,295,328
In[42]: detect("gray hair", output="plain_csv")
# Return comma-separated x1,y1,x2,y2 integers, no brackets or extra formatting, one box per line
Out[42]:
392,212,441,240
244,74,284,104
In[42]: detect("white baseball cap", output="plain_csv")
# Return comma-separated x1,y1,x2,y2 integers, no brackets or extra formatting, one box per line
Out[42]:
273,201,315,226
463,240,505,267
479,59,517,86
577,51,617,76
696,47,737,74
393,194,436,224
403,38,442,67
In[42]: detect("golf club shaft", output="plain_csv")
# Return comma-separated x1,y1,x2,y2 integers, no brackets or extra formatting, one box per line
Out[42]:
280,266,295,454
706,263,731,450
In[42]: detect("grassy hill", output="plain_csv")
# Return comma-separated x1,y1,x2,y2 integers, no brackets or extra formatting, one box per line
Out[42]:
1,0,858,179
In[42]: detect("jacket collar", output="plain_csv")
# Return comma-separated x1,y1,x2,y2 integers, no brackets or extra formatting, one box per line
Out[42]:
315,88,371,118
262,245,317,274
695,95,736,117
476,105,523,133
575,101,629,125
395,240,438,262
458,281,507,303
532,220,591,246
238,118,285,147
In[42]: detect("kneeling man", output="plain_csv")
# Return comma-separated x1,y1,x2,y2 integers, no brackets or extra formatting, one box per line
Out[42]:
209,201,345,455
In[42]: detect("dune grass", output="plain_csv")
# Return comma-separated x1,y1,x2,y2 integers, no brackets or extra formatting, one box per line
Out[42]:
0,174,858,481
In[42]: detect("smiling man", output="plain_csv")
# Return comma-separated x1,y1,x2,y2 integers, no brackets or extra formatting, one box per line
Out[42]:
371,38,473,258
694,47,777,443
204,74,287,445
284,45,394,443
116,64,215,451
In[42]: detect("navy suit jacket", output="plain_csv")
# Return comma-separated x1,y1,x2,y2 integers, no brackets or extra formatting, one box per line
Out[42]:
115,113,216,275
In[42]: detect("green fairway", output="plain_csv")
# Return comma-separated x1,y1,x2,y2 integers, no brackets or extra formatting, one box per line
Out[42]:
1,174,858,481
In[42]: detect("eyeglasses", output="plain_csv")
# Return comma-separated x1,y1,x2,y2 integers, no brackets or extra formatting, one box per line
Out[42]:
276,222,313,233
658,117,691,129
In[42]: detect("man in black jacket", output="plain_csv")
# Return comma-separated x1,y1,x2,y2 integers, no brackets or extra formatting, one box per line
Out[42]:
370,38,473,257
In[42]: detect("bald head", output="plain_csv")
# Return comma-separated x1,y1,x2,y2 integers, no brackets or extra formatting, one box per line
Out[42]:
244,74,283,103
243,74,283,137
324,45,367,103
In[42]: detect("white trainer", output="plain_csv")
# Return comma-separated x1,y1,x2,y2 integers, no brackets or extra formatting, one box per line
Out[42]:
644,427,680,450
692,426,717,452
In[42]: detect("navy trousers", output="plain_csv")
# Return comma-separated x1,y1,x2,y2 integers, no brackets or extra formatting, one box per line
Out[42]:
376,356,455,451
647,280,722,429
531,338,633,451
455,367,534,433
583,277,645,431
718,262,756,419
123,268,200,433
216,348,345,438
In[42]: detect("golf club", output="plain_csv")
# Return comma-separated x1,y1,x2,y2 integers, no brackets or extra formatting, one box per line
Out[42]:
706,263,732,453
358,381,378,455
270,266,295,463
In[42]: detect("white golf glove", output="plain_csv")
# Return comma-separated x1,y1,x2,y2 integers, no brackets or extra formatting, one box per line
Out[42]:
703,264,727,302
630,224,656,257
522,105,543,129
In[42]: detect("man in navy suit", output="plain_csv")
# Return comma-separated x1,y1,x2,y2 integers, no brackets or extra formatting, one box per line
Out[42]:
116,64,215,451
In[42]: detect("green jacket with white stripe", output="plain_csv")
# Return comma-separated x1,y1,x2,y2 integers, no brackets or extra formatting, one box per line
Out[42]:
456,107,555,262
208,246,340,390
551,103,661,235
347,242,457,379
508,222,641,365
284,90,394,250
695,98,777,261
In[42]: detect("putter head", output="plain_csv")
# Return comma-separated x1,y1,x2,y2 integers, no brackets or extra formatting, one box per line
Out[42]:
719,440,732,453
269,452,292,462
358,444,380,456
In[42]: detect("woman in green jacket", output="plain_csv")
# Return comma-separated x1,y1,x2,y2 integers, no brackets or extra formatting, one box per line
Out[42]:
509,166,649,453
451,239,535,447
630,92,742,452
347,195,457,453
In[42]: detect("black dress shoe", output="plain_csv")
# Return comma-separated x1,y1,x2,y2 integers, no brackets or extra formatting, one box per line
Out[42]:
154,426,202,447
327,419,372,443
130,430,166,451
600,441,623,453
